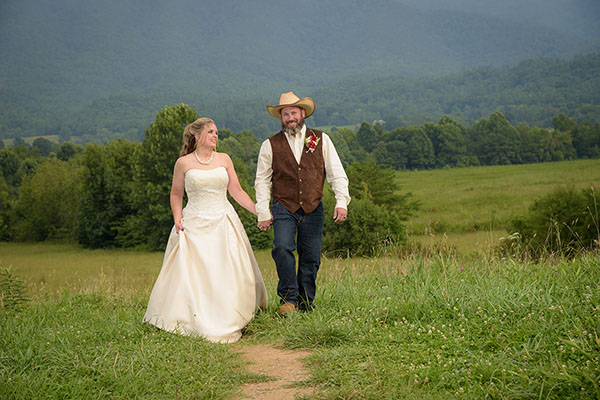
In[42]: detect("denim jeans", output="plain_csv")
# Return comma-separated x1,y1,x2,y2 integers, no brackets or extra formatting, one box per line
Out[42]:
271,200,324,310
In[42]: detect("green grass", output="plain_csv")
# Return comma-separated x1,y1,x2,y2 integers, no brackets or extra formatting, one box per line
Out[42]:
0,291,265,399
1,243,599,399
399,159,600,234
2,159,600,398
399,159,600,254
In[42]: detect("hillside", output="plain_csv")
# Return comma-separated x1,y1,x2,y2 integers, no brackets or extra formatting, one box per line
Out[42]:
2,53,598,144
311,53,600,128
0,0,598,140
2,0,595,101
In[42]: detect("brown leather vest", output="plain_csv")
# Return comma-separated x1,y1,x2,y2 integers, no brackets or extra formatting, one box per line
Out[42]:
269,129,325,214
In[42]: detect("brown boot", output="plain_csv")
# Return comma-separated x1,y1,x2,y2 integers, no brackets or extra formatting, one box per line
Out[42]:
279,303,296,314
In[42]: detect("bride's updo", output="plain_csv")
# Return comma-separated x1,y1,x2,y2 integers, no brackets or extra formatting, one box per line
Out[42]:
180,117,215,156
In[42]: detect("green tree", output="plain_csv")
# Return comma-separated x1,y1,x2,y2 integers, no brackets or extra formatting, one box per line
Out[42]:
0,176,10,240
572,121,600,159
32,137,58,156
119,104,199,250
77,140,137,248
12,138,27,148
426,117,470,168
403,126,435,170
346,162,419,214
12,159,82,241
517,123,540,163
328,129,353,166
57,142,84,161
552,113,576,133
0,149,21,187
356,122,379,153
468,112,521,165
13,158,40,188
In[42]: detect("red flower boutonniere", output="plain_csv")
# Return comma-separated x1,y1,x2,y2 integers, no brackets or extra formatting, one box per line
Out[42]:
304,134,320,153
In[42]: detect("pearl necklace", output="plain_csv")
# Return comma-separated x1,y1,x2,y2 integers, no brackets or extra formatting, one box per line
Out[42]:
194,150,213,165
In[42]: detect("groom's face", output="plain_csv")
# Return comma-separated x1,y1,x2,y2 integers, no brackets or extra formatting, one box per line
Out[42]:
281,106,305,131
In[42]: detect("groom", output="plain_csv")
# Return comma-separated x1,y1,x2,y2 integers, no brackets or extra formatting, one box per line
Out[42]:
255,91,350,313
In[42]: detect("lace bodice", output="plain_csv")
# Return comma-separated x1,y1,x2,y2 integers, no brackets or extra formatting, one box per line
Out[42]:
182,167,235,218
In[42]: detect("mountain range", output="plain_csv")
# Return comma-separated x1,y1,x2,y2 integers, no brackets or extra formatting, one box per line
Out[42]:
0,0,598,140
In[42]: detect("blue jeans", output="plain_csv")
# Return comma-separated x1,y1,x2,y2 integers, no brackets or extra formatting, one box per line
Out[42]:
271,200,324,310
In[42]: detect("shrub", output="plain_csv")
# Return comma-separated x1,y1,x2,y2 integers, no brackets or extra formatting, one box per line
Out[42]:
323,196,405,257
504,185,599,258
322,162,418,257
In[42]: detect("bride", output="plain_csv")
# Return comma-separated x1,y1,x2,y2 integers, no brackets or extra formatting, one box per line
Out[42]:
143,117,268,343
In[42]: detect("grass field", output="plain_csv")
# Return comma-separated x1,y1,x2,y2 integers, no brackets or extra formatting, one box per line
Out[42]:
1,159,600,399
1,243,598,399
399,159,600,255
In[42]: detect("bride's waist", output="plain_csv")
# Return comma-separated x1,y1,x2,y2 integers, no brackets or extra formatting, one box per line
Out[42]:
183,200,233,217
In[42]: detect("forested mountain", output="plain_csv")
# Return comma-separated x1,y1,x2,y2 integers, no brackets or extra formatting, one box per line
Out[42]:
1,0,598,141
1,53,598,144
311,53,600,129
394,0,600,38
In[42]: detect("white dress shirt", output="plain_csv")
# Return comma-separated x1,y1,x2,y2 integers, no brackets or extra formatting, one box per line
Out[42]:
255,124,351,221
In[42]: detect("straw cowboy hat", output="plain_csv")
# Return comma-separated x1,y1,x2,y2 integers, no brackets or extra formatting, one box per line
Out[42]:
266,91,315,119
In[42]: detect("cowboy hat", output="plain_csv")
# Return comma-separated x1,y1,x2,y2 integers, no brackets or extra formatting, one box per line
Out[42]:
266,91,315,119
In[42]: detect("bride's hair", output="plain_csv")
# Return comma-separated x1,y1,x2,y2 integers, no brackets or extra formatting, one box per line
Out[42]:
180,117,215,156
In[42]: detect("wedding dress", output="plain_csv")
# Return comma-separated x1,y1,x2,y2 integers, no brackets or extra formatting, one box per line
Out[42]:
143,167,268,343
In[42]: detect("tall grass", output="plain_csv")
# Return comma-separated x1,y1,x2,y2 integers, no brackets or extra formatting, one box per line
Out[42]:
2,160,599,398
0,290,267,399
1,243,599,399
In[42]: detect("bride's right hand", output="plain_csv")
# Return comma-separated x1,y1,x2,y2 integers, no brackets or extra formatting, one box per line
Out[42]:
175,220,184,234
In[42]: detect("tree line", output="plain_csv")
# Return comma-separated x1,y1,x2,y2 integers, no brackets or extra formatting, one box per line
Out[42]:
330,112,599,170
1,105,599,256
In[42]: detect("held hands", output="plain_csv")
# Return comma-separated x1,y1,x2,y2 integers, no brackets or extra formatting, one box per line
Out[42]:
258,217,273,231
333,207,347,223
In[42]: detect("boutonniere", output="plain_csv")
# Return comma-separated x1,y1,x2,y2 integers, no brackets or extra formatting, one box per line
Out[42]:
304,134,320,153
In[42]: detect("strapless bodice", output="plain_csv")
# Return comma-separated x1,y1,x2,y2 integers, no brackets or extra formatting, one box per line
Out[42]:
183,167,234,218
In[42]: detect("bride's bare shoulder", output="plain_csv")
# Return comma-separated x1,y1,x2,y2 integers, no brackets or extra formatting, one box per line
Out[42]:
174,153,195,169
212,151,231,162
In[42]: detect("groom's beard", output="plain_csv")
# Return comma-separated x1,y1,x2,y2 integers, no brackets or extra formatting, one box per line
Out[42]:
282,118,304,136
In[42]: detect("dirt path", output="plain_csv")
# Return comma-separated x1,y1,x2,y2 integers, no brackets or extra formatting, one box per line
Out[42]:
234,344,315,400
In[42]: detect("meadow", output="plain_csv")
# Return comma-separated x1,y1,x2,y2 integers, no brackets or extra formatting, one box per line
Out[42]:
399,159,600,255
1,159,600,399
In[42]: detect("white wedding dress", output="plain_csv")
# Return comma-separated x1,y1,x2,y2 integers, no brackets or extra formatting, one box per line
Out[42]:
143,167,268,343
